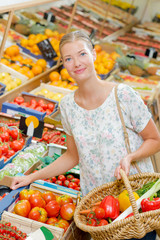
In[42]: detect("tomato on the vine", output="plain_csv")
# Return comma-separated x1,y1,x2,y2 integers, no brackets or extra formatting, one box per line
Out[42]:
10,140,23,152
95,207,105,219
1,132,10,142
87,218,97,226
97,219,108,226
10,129,22,140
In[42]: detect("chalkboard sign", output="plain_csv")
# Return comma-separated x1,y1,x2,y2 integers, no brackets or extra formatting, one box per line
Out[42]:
37,39,57,60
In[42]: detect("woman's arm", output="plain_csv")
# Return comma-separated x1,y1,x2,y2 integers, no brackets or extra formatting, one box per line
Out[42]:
10,134,79,189
115,118,160,179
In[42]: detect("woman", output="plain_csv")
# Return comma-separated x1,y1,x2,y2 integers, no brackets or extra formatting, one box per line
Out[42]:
11,31,160,239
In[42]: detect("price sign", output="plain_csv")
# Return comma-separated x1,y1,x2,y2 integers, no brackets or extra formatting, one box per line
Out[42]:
37,39,57,60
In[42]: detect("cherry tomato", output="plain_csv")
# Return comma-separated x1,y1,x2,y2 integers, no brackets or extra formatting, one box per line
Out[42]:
58,175,66,182
95,207,105,219
75,187,81,191
63,180,70,187
14,96,24,105
68,182,78,189
55,180,63,186
86,211,96,220
71,178,80,184
87,218,97,226
97,219,108,226
66,174,74,181
51,176,57,183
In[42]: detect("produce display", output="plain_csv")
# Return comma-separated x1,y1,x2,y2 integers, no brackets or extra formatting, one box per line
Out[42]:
10,96,57,116
102,0,137,14
38,5,122,39
0,72,22,92
13,189,75,233
0,142,47,180
0,222,27,239
1,45,47,78
79,179,160,226
0,125,25,162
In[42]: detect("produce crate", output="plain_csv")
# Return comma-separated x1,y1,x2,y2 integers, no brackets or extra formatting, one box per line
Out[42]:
0,82,6,96
2,91,59,120
0,63,28,81
0,182,88,240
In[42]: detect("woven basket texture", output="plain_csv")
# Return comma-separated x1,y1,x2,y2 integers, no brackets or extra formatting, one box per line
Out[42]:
74,171,160,240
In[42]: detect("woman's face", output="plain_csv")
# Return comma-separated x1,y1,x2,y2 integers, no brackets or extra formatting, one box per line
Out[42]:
61,40,96,83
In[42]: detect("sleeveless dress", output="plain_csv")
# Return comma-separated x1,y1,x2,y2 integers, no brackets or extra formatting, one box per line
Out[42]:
60,83,154,196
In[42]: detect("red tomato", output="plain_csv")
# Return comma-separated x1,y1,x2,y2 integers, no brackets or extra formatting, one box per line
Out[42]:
63,180,70,187
55,180,63,186
19,137,25,146
71,178,80,184
35,106,44,112
19,189,35,201
45,200,60,217
47,103,55,112
95,207,105,219
75,187,81,191
58,175,66,182
10,129,22,140
68,182,78,189
42,191,56,204
57,194,73,207
86,211,96,220
10,140,23,152
14,96,24,105
30,99,37,108
51,176,57,183
66,174,74,181
14,200,31,217
0,146,2,157
46,109,52,115
46,217,58,225
6,149,15,158
1,144,9,155
29,194,46,208
1,132,10,142
28,207,47,223
44,179,52,183
20,102,29,107
60,203,76,220
87,218,97,226
97,219,108,226
57,219,70,232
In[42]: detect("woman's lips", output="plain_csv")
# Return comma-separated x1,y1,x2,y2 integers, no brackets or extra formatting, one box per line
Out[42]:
74,68,86,74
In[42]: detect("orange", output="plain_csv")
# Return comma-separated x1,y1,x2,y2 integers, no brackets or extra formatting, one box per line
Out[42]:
1,58,10,66
94,44,102,53
32,65,43,76
31,44,40,54
28,39,35,47
36,59,47,70
12,55,23,62
49,71,60,82
110,52,120,60
20,38,28,47
10,63,20,71
45,29,54,38
103,59,114,71
5,45,19,57
60,68,70,80
26,70,35,79
28,34,36,40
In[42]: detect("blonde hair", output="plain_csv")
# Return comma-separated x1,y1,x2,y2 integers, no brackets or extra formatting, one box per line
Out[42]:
59,30,93,56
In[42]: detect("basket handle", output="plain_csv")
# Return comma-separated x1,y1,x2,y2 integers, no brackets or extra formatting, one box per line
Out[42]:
120,169,139,218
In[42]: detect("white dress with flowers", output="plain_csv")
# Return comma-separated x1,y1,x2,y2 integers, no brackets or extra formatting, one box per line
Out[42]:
60,83,154,196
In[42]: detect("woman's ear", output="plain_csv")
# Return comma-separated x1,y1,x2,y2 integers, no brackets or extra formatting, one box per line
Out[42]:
92,49,96,61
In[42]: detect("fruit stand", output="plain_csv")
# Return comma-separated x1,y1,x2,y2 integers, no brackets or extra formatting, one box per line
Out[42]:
0,0,160,239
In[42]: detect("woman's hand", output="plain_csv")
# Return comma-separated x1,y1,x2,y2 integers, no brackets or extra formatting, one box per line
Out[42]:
10,175,32,190
114,154,133,180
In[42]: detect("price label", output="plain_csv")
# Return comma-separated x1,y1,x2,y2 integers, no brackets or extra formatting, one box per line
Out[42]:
37,39,57,60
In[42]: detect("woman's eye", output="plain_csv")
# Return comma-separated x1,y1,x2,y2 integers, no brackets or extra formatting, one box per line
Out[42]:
80,52,86,56
65,58,71,62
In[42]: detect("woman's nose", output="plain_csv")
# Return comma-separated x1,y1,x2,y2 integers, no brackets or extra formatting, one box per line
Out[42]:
74,58,80,67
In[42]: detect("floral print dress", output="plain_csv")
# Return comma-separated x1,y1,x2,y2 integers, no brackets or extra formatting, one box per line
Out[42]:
60,83,154,196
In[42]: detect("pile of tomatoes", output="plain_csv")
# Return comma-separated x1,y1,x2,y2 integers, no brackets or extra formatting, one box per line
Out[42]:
10,96,56,115
44,174,80,191
0,125,25,161
14,189,76,233
0,222,27,240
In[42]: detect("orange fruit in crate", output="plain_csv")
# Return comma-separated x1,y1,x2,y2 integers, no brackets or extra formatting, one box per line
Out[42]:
36,59,47,70
10,63,20,71
20,38,28,47
28,34,36,40
12,55,23,62
28,39,35,47
110,52,120,60
5,45,19,57
49,71,60,82
32,65,43,76
60,68,70,80
1,58,10,66
104,59,114,71
31,44,40,54
94,44,102,53
26,70,34,79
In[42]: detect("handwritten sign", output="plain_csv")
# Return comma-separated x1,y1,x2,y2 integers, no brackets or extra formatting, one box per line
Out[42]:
37,39,57,60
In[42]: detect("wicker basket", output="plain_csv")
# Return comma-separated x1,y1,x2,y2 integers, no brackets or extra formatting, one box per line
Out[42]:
74,169,160,240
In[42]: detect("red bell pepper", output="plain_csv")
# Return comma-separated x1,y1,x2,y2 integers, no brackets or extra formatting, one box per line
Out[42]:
100,195,120,220
141,197,160,212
